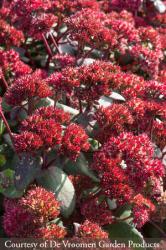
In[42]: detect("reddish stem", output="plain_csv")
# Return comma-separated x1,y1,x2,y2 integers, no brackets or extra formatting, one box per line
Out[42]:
1,75,8,90
42,34,53,57
45,158,57,169
118,215,132,222
78,47,95,66
50,33,61,54
0,109,14,145
28,98,34,115
57,30,69,43
79,99,83,113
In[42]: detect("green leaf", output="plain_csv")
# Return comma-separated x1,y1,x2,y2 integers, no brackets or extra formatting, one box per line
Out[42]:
0,120,5,136
3,134,14,149
110,92,126,101
105,222,145,250
82,186,101,198
0,169,24,198
2,154,19,171
35,97,54,109
89,139,100,150
63,153,99,182
74,113,90,128
14,154,43,190
107,198,117,210
59,42,77,56
1,98,11,112
10,107,27,121
37,166,76,218
153,0,166,13
56,102,79,116
0,169,14,191
98,96,113,108
48,217,64,228
143,223,162,238
116,204,133,223
0,154,6,166
3,185,24,198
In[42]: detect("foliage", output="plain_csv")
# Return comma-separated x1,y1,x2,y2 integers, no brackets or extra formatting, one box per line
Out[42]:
0,0,166,246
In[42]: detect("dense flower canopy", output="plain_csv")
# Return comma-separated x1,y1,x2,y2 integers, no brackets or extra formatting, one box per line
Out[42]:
0,0,166,243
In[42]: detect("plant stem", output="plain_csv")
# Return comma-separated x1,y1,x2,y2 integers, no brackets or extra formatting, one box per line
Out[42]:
78,47,95,66
79,99,83,113
1,75,8,90
42,34,53,57
50,33,61,54
57,30,69,43
118,215,132,222
44,158,57,169
0,109,14,145
28,98,34,115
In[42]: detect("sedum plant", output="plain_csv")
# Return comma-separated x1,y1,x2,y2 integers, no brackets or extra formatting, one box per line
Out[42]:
0,0,166,245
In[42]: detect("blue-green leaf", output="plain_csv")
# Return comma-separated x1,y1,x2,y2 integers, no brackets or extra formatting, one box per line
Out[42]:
37,166,76,218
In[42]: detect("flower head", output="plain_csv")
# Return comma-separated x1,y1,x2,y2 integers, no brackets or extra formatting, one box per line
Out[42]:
34,106,70,124
3,203,36,237
5,70,52,106
20,187,60,223
3,187,61,237
77,220,108,239
81,197,114,225
10,0,58,39
34,224,67,239
61,124,90,160
95,104,133,141
0,49,32,77
101,172,133,205
132,194,156,228
13,131,43,153
0,19,24,46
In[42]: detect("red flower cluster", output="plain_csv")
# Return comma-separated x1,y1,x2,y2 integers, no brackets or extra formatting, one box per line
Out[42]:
132,194,156,228
13,131,43,153
13,106,89,159
3,186,62,237
106,16,140,54
5,70,52,106
101,171,133,205
48,61,120,103
95,104,134,141
61,123,90,160
9,0,58,39
0,49,32,78
35,106,70,124
14,107,65,152
34,224,67,239
20,186,60,223
81,197,114,225
47,67,80,94
52,54,76,69
144,80,166,100
0,0,165,240
65,9,115,49
0,19,24,47
93,132,164,204
125,94,166,148
110,0,142,12
29,0,100,17
3,201,36,237
153,121,166,149
77,220,108,239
